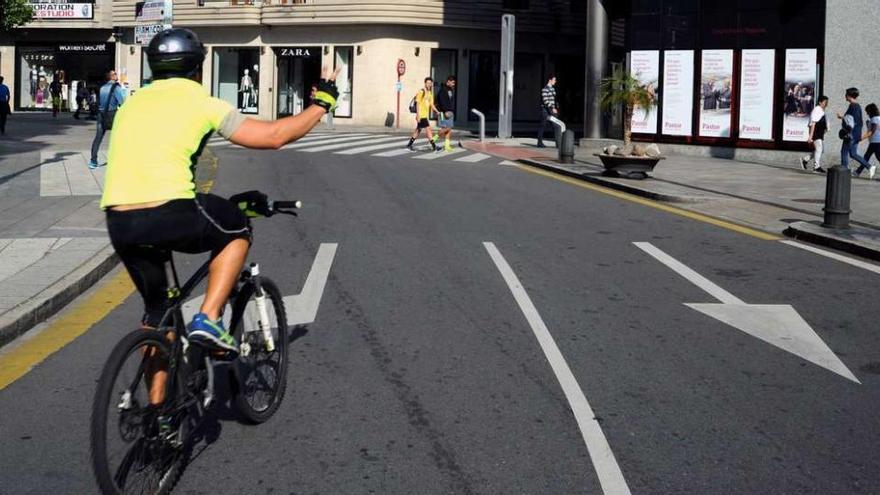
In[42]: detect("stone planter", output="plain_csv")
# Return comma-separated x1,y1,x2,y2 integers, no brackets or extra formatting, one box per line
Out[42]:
594,154,665,179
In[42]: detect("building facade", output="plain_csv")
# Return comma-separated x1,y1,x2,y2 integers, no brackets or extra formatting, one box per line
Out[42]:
1,0,586,130
583,0,880,155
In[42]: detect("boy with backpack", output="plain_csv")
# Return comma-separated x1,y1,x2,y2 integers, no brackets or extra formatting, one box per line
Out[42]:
405,77,440,152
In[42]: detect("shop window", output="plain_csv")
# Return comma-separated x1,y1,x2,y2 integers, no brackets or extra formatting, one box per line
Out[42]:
141,50,153,87
513,53,544,122
468,51,500,120
212,47,260,114
333,46,353,118
18,47,57,110
431,49,458,93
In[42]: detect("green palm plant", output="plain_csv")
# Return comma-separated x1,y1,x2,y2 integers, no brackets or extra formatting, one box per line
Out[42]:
600,70,656,147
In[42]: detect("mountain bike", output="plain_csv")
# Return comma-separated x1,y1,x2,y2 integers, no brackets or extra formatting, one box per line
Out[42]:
90,193,300,494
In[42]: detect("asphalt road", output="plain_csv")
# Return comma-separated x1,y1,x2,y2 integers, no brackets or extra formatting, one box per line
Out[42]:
1,133,879,494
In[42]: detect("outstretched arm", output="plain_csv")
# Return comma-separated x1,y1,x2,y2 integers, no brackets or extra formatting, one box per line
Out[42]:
229,68,339,150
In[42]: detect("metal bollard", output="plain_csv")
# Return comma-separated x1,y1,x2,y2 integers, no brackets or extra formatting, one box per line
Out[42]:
559,130,575,164
470,108,486,142
823,165,852,229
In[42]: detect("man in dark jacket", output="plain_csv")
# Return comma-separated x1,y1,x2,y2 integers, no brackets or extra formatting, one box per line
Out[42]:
435,75,456,152
837,87,872,174
537,76,559,148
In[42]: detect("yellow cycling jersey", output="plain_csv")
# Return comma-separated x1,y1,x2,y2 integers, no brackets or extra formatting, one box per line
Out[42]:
416,89,433,120
100,78,244,208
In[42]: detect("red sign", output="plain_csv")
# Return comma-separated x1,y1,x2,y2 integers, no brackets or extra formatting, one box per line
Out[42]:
397,59,406,77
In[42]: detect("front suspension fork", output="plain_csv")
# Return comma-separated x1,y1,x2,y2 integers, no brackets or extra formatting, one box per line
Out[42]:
248,263,276,353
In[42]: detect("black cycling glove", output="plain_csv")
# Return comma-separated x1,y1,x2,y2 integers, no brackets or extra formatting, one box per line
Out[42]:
312,79,339,113
229,190,270,218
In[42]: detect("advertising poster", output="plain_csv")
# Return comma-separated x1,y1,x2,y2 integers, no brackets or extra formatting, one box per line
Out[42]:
739,49,776,140
630,50,659,134
661,50,694,136
782,49,818,142
698,49,734,138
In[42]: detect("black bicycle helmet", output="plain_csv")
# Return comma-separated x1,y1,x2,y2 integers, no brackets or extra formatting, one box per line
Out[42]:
146,28,205,80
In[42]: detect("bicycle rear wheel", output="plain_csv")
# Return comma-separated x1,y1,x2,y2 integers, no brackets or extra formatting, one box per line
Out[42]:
230,277,289,424
90,329,187,495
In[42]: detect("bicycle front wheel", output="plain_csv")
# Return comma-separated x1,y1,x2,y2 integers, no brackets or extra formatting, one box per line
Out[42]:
90,329,187,495
230,276,289,424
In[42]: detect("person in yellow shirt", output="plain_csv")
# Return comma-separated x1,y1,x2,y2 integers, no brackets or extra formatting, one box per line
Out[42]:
406,77,440,152
102,28,338,359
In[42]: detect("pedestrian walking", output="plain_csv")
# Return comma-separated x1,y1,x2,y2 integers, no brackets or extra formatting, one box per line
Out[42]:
801,95,829,173
73,82,90,120
435,75,456,152
836,87,873,176
0,75,10,136
89,70,126,169
49,72,63,118
855,103,880,179
405,77,440,152
537,76,560,148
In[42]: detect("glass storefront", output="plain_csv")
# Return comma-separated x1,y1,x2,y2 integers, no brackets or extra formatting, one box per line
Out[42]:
274,46,321,117
16,42,114,111
212,47,260,114
333,46,353,118
468,50,499,120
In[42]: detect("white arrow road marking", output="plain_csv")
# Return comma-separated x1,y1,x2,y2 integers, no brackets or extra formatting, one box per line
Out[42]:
283,243,337,325
484,242,632,495
182,243,338,327
634,242,859,383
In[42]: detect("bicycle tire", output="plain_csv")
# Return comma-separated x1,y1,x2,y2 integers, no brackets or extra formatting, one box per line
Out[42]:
230,277,289,424
90,329,186,495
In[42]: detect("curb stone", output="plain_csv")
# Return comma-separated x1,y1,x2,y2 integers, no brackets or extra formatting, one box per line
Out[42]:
784,221,880,262
0,244,119,349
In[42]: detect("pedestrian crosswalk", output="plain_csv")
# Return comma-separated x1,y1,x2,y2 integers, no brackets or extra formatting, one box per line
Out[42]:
207,131,501,165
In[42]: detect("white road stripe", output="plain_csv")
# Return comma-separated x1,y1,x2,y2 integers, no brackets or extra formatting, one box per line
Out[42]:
373,148,415,158
781,240,880,275
498,160,520,166
455,153,491,163
633,242,744,304
303,135,403,153
334,139,412,155
284,134,377,150
283,243,338,325
483,242,632,495
282,133,368,147
412,148,467,160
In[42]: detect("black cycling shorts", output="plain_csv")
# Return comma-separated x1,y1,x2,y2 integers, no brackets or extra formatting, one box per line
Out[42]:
416,118,431,129
106,193,250,327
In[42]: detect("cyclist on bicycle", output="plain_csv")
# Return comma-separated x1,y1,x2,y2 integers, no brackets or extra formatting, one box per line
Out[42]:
100,28,338,356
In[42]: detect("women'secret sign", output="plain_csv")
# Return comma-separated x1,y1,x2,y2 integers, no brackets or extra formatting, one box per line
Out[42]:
739,49,776,141
661,50,694,136
630,51,659,134
782,49,818,142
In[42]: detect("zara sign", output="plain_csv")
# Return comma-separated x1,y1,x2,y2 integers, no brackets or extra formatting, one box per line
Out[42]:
275,47,319,58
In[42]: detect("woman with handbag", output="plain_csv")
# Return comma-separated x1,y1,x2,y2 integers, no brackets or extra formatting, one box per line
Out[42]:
89,69,126,169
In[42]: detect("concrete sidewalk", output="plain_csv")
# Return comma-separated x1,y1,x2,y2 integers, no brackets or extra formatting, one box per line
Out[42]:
465,137,880,260
0,114,118,346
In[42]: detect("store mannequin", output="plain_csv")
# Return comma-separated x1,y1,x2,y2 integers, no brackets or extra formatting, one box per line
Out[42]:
240,69,254,109
30,66,38,99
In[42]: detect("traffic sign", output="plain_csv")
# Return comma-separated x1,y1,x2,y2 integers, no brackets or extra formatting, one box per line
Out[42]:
394,81,403,93
397,59,406,77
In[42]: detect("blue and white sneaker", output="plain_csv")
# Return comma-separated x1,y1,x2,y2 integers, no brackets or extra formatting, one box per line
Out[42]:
88,160,101,169
187,313,238,355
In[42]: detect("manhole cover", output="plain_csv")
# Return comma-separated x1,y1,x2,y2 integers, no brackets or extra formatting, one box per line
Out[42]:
791,198,825,204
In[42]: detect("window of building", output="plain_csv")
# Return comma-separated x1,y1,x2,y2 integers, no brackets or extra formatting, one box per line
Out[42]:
468,50,500,120
333,46,353,118
502,0,529,10
18,46,57,110
212,47,260,114
431,48,458,93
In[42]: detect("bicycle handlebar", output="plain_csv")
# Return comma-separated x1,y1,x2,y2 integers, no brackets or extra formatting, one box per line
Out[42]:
270,200,302,211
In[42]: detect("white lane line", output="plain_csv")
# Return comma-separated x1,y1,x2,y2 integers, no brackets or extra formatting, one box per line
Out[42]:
633,242,743,304
498,160,520,166
373,148,416,158
334,139,412,155
781,240,880,275
483,242,632,495
282,133,366,147
412,148,468,160
455,153,491,163
282,134,373,150
303,135,403,153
